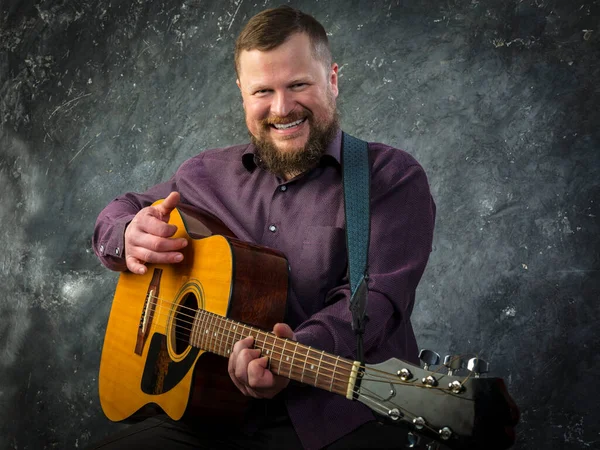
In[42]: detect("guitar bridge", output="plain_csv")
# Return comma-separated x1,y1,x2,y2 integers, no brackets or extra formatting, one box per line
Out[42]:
134,268,163,355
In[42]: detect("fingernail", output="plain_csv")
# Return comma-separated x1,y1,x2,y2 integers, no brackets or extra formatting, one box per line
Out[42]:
174,254,183,262
138,267,146,274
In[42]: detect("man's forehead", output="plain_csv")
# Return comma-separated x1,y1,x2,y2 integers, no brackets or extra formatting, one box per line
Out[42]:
237,35,330,83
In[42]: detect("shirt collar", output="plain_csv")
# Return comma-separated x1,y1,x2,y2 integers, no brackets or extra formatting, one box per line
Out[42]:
241,129,343,173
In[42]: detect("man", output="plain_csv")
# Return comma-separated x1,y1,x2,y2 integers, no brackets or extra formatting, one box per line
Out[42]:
91,5,436,449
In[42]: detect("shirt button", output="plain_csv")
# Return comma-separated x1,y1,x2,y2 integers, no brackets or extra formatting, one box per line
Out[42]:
268,225,277,233
115,247,120,255
99,245,105,254
280,185,287,192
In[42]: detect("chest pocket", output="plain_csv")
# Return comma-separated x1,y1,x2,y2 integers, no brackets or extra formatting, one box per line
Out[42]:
294,226,347,311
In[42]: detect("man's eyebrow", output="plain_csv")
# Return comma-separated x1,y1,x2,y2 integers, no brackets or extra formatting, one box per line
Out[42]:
288,77,312,85
241,81,269,92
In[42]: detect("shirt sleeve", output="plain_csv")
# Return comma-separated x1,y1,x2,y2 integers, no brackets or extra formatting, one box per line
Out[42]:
292,163,436,362
92,179,178,271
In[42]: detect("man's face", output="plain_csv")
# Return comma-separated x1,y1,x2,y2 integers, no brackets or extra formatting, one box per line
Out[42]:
236,33,339,177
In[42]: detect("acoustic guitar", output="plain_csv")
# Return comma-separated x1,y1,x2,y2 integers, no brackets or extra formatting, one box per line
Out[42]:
98,203,518,449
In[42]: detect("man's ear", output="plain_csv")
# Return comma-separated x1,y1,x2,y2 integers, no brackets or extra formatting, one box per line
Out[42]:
329,63,339,98
236,79,241,90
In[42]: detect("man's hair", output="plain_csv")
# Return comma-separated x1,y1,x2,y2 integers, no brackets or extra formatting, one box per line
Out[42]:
234,5,332,75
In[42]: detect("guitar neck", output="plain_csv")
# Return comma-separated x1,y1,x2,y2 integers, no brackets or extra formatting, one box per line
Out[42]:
189,309,360,399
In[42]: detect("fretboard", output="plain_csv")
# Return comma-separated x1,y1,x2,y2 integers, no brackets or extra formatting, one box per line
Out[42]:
189,309,359,398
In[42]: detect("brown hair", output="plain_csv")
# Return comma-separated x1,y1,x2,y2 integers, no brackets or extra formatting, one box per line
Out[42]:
234,5,332,75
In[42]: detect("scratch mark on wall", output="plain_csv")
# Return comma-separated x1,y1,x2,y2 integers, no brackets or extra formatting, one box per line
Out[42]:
69,133,100,165
49,93,91,119
228,0,243,31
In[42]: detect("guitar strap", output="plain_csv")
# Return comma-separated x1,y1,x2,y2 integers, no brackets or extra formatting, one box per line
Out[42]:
341,132,371,364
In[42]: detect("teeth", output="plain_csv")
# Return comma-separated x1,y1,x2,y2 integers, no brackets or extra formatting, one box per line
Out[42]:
273,119,304,130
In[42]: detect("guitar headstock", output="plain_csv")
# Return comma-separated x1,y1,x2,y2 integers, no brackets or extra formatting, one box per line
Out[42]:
359,350,518,449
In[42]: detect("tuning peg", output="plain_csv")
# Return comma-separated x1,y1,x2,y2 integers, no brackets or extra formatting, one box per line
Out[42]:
467,357,490,377
419,349,440,371
443,354,463,375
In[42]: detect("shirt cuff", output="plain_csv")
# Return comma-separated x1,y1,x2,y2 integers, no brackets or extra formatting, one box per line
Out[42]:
95,216,132,271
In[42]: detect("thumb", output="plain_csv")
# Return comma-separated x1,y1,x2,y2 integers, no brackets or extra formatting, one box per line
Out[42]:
155,191,180,221
273,323,294,340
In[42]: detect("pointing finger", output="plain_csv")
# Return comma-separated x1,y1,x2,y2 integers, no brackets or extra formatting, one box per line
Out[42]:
155,192,180,220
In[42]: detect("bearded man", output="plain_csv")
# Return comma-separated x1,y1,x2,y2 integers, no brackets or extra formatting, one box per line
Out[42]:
90,5,438,450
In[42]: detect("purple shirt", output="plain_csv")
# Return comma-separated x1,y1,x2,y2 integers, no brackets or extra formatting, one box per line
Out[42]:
93,130,435,449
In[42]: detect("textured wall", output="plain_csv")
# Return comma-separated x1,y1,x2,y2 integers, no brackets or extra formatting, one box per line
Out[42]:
1,0,598,448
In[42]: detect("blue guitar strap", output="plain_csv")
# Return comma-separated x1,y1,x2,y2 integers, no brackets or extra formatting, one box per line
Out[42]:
341,132,371,364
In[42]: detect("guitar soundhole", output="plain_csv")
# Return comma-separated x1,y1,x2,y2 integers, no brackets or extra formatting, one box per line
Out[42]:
174,293,198,355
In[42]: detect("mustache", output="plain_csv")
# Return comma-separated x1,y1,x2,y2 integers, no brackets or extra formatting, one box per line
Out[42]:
260,110,312,126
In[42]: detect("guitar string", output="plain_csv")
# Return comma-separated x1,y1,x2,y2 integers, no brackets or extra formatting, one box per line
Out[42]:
352,389,442,437
142,297,355,390
109,294,475,426
148,297,412,388
146,293,354,374
145,292,470,388
107,288,476,433
132,295,470,395
179,309,474,392
147,292,475,392
145,291,461,387
157,292,476,391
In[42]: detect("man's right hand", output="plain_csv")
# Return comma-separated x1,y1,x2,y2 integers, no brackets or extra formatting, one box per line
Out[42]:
124,191,188,274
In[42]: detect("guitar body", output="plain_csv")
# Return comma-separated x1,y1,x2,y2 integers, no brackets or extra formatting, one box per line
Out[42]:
98,205,289,423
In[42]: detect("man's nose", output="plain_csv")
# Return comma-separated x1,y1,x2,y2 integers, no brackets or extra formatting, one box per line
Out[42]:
271,91,295,118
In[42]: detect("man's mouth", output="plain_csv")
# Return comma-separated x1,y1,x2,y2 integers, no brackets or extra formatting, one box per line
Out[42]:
269,118,307,130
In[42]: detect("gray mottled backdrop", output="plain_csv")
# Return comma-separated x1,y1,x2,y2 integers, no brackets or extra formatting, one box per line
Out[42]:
1,0,598,449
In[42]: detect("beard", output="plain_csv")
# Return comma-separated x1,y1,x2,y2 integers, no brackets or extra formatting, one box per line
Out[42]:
249,103,340,179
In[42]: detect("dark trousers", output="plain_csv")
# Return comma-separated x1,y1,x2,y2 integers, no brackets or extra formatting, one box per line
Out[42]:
87,414,427,449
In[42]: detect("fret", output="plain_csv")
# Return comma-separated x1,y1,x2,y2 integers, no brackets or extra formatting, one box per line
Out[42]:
263,334,275,371
301,346,311,384
314,351,325,388
200,312,209,351
290,342,298,379
212,314,221,353
231,323,239,347
257,331,266,354
240,324,250,345
202,311,212,351
270,335,277,359
330,356,340,392
277,338,288,376
222,317,232,356
216,316,226,356
196,310,205,348
267,335,281,373
195,310,205,349
224,319,234,356
207,313,217,353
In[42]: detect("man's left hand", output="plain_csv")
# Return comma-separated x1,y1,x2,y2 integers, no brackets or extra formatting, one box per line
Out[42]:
228,323,294,398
